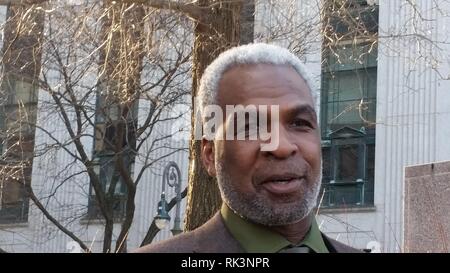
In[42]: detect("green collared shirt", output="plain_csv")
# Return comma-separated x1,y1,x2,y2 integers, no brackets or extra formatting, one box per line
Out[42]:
221,204,329,253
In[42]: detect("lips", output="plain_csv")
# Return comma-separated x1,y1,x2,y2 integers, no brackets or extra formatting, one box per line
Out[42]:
260,174,305,195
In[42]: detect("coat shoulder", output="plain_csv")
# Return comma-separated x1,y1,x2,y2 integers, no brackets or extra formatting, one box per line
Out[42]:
132,213,244,253
132,230,198,253
323,234,365,253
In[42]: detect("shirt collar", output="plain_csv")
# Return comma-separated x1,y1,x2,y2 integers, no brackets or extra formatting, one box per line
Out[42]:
221,204,329,253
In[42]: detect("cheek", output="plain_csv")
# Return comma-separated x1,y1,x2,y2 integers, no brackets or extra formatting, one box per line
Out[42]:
221,141,260,178
300,138,322,174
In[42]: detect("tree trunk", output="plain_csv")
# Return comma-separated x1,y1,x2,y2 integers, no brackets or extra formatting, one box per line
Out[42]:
98,1,145,253
184,0,255,231
239,0,255,45
112,3,145,254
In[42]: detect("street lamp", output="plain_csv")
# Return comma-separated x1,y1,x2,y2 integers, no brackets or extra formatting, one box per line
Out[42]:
154,192,171,230
154,161,183,236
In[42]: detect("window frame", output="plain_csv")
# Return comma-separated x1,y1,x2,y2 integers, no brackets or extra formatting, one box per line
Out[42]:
319,1,378,209
0,75,38,223
86,92,138,220
320,127,374,208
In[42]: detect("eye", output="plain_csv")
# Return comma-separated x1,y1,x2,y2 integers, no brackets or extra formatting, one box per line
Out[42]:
291,118,314,129
234,122,258,138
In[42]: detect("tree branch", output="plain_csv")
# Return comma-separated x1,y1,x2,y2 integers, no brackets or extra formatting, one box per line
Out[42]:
25,185,91,253
121,0,205,21
0,0,47,5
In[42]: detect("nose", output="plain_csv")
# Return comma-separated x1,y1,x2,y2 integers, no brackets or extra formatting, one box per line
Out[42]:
263,126,298,159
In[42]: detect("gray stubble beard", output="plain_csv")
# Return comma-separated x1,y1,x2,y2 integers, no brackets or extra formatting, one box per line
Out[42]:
216,160,322,226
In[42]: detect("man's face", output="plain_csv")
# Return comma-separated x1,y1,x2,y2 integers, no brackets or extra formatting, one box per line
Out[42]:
202,64,322,226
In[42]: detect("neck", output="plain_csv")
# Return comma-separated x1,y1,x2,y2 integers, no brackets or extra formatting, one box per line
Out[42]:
270,213,313,244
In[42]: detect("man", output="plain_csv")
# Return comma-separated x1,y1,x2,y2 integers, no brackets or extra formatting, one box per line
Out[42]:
135,43,361,253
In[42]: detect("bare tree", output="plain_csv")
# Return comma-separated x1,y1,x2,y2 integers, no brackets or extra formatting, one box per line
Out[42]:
1,1,192,252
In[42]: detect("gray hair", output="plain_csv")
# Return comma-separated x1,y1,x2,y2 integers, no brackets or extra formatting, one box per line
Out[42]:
197,43,319,120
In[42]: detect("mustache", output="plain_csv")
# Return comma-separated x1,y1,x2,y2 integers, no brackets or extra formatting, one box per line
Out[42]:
252,161,310,185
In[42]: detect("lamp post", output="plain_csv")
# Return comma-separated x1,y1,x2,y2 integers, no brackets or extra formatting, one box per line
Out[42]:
154,161,183,236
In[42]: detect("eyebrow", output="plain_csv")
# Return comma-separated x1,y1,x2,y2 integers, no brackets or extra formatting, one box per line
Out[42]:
227,104,317,124
286,104,317,121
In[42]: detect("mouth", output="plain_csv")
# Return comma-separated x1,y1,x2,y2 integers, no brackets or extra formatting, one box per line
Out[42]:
259,174,305,195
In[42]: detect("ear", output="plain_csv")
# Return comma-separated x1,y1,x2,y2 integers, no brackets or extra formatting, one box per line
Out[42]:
201,138,216,177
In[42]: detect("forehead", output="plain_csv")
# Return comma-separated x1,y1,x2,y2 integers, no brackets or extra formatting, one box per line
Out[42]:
217,64,314,108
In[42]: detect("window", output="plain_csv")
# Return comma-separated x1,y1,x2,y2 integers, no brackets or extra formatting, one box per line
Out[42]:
0,76,38,223
87,92,138,220
321,43,377,133
319,0,378,209
336,144,359,181
321,127,375,207
0,5,43,223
